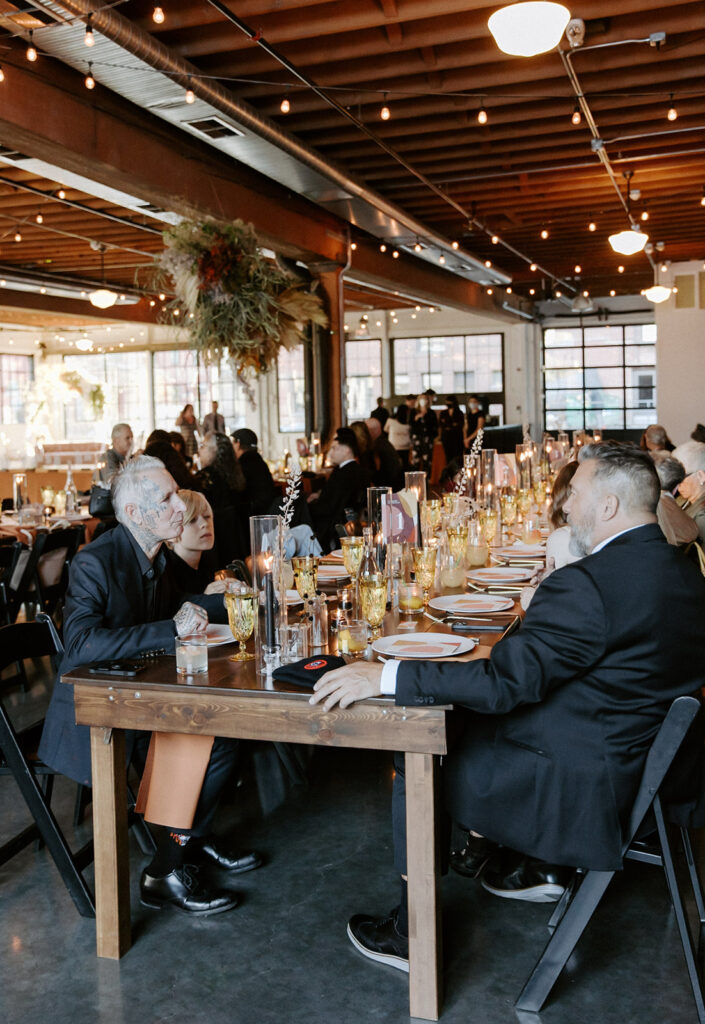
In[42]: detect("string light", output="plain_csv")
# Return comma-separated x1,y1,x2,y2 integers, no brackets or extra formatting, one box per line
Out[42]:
85,63,95,90
0,66,5,83
439,254,446,264
392,250,400,258
641,210,649,221
57,189,66,199
414,242,422,252
280,95,290,114
477,105,488,125
530,262,537,271
26,31,37,62
487,288,493,295
484,259,492,268
667,94,677,121
506,286,512,294
14,231,21,242
700,187,705,207
380,94,390,121
84,15,95,47
35,213,43,224
152,6,165,24
529,288,536,295
540,228,549,239
351,242,357,250
379,243,387,252
491,234,499,244
571,102,581,126
452,240,459,249
617,265,624,273
588,222,596,232
610,289,616,297
574,264,581,274
185,78,195,103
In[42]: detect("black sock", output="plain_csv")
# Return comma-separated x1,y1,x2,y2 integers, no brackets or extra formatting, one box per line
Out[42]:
146,826,192,877
397,878,408,937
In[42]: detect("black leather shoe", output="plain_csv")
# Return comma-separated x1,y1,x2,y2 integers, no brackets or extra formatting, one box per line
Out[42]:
482,854,571,903
450,832,497,878
347,908,409,973
198,839,263,874
140,865,239,915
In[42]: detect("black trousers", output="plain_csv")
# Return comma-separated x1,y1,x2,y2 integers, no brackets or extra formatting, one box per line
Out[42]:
132,733,240,837
392,751,451,875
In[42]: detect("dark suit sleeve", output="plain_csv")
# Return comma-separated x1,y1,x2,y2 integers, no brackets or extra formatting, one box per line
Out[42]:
396,563,607,714
188,592,228,624
62,554,177,669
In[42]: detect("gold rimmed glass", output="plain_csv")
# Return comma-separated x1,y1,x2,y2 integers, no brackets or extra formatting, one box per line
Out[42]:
224,588,255,662
420,499,442,542
501,493,517,527
412,546,437,605
447,524,468,562
340,535,365,579
479,508,498,545
292,555,319,601
359,572,387,636
517,488,533,516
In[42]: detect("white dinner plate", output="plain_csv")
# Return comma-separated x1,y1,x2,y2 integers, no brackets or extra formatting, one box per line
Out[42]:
429,594,515,614
205,624,235,646
467,567,534,584
317,564,350,581
372,632,476,659
494,545,545,560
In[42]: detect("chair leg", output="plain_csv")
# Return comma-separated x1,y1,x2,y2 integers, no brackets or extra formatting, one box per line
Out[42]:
515,870,614,1013
654,800,705,1024
547,868,583,934
35,774,55,851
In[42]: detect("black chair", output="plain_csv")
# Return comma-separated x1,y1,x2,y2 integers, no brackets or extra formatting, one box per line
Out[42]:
1,536,44,623
515,695,705,1021
31,526,83,622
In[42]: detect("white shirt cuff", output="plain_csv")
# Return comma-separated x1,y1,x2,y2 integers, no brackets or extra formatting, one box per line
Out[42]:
380,659,401,695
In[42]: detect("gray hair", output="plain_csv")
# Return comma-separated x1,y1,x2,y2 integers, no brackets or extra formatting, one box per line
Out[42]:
111,455,166,526
578,441,660,515
111,422,132,441
651,452,686,493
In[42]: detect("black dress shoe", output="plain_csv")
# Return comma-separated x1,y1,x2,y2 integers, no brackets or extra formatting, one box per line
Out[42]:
482,854,571,903
347,908,409,973
450,832,497,878
140,865,239,915
198,839,263,874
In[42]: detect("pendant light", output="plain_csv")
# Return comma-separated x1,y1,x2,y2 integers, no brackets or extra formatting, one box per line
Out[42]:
643,262,671,304
608,227,648,256
488,2,571,58
89,245,118,309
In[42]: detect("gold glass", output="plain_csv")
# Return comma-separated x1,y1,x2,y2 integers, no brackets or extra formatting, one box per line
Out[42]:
479,508,498,545
292,555,319,600
500,493,517,527
466,519,489,567
359,573,387,635
517,489,533,516
447,525,468,563
420,499,442,541
412,546,437,605
54,490,67,515
340,536,365,578
225,589,255,662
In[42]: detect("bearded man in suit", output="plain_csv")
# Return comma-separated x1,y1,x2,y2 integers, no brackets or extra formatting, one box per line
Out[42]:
311,442,705,971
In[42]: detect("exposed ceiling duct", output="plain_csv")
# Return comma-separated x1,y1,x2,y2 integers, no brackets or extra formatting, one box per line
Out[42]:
28,0,511,287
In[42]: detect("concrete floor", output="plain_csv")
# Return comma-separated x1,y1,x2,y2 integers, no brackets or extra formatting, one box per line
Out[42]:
1,668,702,1024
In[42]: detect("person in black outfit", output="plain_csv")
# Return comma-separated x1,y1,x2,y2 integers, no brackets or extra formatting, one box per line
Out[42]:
439,394,465,463
308,427,365,551
410,394,438,474
232,427,277,516
366,417,404,491
370,397,390,429
464,395,486,450
38,456,261,916
144,430,196,491
194,431,247,562
311,442,705,970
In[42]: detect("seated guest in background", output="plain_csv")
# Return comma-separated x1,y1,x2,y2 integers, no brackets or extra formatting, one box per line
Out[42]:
195,431,247,562
232,428,277,516
640,423,675,452
99,422,133,484
175,403,201,462
385,397,414,469
651,452,699,546
679,449,705,545
350,420,375,487
366,417,404,492
463,395,485,450
439,395,465,464
308,428,365,551
311,443,705,970
144,430,195,491
39,456,260,917
370,396,390,429
672,438,705,475
202,399,225,435
167,489,225,594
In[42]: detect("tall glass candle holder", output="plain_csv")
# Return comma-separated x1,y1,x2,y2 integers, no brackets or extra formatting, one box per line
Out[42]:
367,485,392,578
250,514,288,676
480,448,497,509
516,443,533,493
13,473,27,511
404,471,426,544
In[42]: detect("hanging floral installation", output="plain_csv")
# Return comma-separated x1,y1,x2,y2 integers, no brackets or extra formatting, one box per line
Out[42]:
155,218,328,404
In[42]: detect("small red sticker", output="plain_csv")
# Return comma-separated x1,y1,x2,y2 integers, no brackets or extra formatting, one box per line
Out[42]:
305,659,327,670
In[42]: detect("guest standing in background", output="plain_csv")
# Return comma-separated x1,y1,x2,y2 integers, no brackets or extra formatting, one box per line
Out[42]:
175,403,201,462
439,395,465,464
385,397,414,469
463,395,485,450
203,400,225,435
410,394,438,475
370,397,390,429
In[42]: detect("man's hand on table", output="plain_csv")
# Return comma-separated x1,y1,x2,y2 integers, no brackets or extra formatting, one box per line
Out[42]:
173,601,208,635
310,661,384,711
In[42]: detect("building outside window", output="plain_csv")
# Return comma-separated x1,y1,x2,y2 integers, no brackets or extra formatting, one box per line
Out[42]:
345,338,382,420
392,333,504,418
277,345,306,433
543,324,656,431
0,353,33,424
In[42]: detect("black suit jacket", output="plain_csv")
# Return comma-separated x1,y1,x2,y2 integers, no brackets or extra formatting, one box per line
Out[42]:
397,525,705,869
373,435,404,492
239,448,277,516
38,524,226,786
309,460,365,550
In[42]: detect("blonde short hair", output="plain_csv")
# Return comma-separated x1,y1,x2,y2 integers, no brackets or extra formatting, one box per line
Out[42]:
178,489,212,526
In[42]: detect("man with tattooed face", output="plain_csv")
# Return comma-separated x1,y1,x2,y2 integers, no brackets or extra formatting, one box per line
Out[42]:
39,456,261,917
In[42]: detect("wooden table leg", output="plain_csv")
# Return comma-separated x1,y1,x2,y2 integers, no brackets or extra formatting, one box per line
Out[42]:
90,726,131,959
405,751,443,1021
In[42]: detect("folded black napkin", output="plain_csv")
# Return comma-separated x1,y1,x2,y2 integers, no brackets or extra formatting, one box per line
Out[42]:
272,654,346,689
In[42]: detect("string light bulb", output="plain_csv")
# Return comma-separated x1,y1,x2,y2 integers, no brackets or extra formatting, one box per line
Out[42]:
487,288,493,295
84,15,95,47
452,240,459,249
667,94,677,121
152,6,165,24
574,264,582,274
35,213,43,224
588,221,596,232
439,254,446,264
617,265,624,273
379,243,387,253
85,63,95,90
392,250,400,259
185,78,195,104
641,210,649,221
0,66,5,84
280,95,290,114
571,102,581,126
484,259,492,268
380,94,390,121
57,189,66,199
14,231,21,242
491,234,499,244
610,289,616,297
26,31,37,62
351,242,357,250
477,105,488,125
529,288,536,295
540,228,549,239
700,187,705,207
414,242,422,252
530,262,537,271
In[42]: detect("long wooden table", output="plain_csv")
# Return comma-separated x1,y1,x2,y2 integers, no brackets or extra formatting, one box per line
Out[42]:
64,609,511,1021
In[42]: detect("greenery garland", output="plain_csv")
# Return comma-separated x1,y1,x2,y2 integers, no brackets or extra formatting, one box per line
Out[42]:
156,219,328,401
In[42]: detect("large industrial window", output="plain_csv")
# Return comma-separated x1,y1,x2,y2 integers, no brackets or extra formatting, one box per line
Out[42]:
543,324,656,431
277,346,306,433
345,338,382,421
152,348,200,431
63,352,151,441
0,353,33,424
392,334,504,419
